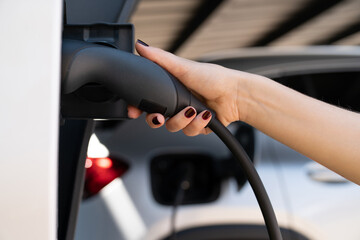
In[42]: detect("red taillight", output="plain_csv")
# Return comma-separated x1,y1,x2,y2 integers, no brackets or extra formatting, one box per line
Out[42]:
84,157,128,199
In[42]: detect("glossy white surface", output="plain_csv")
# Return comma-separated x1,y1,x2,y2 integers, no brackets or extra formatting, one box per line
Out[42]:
0,0,62,239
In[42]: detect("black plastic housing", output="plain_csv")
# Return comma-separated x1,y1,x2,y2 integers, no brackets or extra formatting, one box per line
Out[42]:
61,23,133,119
61,27,209,119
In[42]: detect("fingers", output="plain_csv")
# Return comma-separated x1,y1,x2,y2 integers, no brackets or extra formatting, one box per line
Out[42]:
145,113,165,129
145,107,212,136
135,39,196,87
160,107,212,136
182,110,212,136
165,107,197,132
128,103,212,136
135,39,217,136
135,40,232,105
127,105,142,119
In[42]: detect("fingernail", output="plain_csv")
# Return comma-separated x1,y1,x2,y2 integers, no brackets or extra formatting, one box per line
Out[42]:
202,111,212,120
152,116,160,125
184,108,196,118
137,39,149,47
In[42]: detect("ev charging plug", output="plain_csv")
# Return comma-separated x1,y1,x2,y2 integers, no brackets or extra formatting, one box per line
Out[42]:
61,39,283,240
62,39,208,118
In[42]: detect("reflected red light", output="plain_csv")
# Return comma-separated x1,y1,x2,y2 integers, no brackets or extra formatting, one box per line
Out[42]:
95,157,113,169
85,158,93,168
84,156,129,199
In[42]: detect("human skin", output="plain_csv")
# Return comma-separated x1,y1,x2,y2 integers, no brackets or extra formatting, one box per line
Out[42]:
128,40,360,185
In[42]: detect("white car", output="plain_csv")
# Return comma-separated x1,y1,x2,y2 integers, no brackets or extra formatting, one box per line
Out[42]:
76,46,360,240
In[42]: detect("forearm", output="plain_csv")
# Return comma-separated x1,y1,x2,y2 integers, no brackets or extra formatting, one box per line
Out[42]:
134,42,360,183
238,73,360,184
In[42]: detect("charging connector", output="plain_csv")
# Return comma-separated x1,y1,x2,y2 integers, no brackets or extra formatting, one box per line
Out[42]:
61,39,283,240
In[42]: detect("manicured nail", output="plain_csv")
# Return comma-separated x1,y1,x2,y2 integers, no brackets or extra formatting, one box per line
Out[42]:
152,116,160,125
184,108,196,118
137,39,149,47
202,111,212,120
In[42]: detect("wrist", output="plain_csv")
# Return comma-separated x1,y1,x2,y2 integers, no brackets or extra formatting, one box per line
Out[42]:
233,70,254,123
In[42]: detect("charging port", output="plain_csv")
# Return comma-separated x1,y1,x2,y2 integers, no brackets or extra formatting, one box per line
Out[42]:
150,153,221,205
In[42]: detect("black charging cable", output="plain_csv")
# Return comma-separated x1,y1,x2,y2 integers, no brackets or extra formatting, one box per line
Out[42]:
209,118,283,240
170,165,193,240
61,37,282,239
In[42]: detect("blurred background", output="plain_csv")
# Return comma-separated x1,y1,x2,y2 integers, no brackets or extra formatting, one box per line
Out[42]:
65,1,360,239
131,0,360,59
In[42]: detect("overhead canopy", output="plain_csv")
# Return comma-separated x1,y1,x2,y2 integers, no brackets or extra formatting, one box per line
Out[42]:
65,0,360,59
131,0,360,59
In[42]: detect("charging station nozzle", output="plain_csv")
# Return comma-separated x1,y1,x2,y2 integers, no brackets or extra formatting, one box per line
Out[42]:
60,36,281,240
61,39,209,119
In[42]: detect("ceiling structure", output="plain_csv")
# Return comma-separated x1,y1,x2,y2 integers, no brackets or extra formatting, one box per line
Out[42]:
130,0,360,59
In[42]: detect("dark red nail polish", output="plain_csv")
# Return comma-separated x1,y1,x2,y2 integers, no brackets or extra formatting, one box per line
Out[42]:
152,117,160,125
185,108,196,118
202,111,211,120
137,39,149,47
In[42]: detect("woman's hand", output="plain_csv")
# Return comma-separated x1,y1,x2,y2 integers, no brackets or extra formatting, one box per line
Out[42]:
128,40,247,136
127,41,360,184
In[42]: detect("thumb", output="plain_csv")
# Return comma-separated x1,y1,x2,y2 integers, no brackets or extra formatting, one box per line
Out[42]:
135,39,195,87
